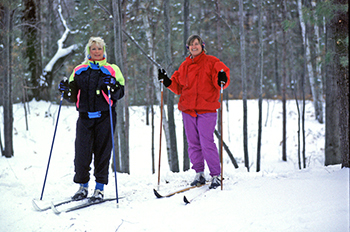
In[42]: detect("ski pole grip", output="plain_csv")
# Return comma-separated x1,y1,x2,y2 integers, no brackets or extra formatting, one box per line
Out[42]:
60,77,68,95
220,69,226,85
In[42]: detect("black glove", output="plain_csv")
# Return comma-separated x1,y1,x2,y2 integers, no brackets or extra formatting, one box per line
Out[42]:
58,79,69,92
217,71,227,87
158,69,172,87
103,75,121,92
103,75,117,86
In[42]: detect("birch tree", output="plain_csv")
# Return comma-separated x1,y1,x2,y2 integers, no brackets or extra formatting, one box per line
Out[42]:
128,0,179,173
298,0,323,123
142,2,160,173
311,0,324,123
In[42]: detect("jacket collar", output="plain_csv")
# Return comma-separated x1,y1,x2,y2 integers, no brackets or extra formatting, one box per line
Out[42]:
87,58,107,69
187,51,206,63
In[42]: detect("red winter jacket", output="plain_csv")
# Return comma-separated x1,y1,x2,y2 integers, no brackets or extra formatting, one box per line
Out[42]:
168,52,230,117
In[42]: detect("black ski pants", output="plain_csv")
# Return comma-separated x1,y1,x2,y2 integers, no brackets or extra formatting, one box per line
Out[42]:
73,110,116,185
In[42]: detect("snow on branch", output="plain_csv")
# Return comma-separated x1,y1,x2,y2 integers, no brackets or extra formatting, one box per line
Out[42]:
40,4,78,86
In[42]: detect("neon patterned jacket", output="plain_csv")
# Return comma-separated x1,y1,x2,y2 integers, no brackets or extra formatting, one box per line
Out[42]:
67,59,124,112
168,52,230,117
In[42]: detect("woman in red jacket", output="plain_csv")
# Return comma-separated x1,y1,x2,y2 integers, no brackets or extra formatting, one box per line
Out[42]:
158,35,230,189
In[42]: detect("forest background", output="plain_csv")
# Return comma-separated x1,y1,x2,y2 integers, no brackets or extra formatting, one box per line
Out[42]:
0,0,348,173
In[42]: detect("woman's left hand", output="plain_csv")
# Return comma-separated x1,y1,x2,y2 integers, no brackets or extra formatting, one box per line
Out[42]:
217,71,227,87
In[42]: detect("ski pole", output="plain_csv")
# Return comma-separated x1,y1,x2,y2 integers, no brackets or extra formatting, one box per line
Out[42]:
220,72,225,191
157,79,164,190
40,91,64,200
107,86,119,208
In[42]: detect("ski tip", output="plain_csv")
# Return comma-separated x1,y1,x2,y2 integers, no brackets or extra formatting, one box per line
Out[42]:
32,198,52,211
153,189,163,198
51,202,61,215
183,196,190,204
32,199,41,211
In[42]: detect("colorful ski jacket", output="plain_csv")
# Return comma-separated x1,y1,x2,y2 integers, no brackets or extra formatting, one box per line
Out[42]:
68,59,125,112
168,52,230,117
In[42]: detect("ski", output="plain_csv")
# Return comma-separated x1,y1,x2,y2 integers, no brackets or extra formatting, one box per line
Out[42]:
183,181,238,204
153,183,208,198
51,197,123,214
183,187,211,204
32,198,75,212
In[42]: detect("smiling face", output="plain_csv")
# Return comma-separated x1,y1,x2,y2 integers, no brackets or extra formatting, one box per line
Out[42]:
188,38,203,58
89,43,104,61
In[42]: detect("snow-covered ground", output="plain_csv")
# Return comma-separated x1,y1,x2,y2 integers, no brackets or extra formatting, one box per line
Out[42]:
0,99,348,232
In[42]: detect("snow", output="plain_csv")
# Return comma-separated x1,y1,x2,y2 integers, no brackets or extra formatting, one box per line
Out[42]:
0,99,348,232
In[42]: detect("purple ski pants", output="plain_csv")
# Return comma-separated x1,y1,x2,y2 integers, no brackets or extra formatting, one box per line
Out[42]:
182,112,221,177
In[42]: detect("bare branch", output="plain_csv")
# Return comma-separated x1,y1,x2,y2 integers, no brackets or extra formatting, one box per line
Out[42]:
93,0,164,70
94,0,112,16
122,29,163,70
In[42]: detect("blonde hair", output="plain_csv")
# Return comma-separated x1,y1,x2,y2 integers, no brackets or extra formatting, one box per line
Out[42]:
83,36,107,63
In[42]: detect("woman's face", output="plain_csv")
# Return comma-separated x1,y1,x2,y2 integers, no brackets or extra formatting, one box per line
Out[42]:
188,39,202,58
89,43,104,61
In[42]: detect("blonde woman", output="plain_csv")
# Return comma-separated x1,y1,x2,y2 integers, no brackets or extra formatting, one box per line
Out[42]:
58,37,125,202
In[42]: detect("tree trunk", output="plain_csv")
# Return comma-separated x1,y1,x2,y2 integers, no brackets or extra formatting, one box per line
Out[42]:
163,0,179,172
256,0,263,172
298,0,322,123
285,1,303,169
183,0,190,171
311,0,324,124
215,0,224,167
324,21,340,165
111,0,120,173
143,12,153,173
183,0,189,57
112,0,129,174
334,6,349,168
325,0,349,167
302,42,306,169
2,3,14,157
281,0,287,162
272,0,280,95
239,0,249,172
121,0,130,174
324,3,339,166
23,0,43,100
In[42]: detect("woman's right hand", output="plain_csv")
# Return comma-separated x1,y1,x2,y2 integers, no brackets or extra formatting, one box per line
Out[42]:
158,69,172,87
58,79,69,92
